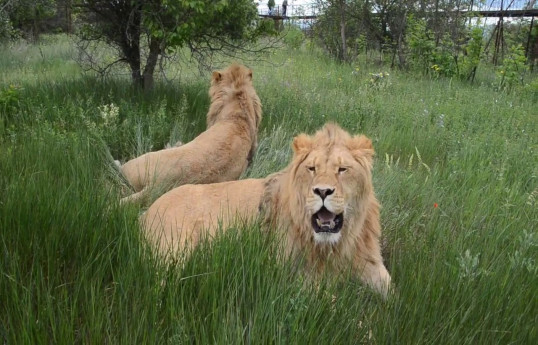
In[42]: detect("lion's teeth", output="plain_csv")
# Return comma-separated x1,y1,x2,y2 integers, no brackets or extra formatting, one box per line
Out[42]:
316,218,322,227
329,220,335,229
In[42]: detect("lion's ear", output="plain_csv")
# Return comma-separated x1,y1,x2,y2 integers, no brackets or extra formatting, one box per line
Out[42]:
292,134,313,155
248,69,253,80
212,71,222,83
348,135,374,162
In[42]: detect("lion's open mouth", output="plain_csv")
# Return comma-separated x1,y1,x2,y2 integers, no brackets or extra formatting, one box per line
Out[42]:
311,207,344,233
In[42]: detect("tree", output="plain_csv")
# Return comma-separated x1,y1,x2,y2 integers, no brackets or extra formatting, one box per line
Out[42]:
0,0,56,40
314,0,376,63
313,0,476,68
76,0,272,89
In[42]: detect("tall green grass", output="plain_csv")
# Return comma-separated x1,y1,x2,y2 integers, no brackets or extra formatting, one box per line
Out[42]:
1,36,537,344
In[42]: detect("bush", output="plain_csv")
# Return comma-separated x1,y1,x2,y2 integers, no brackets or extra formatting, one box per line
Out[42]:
407,18,436,75
0,10,15,40
283,25,304,49
496,44,528,92
430,34,458,78
257,18,277,37
459,27,484,82
0,84,22,122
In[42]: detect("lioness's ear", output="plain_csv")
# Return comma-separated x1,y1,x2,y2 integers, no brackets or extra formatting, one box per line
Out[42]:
248,69,253,80
292,134,313,155
348,135,374,162
212,71,222,83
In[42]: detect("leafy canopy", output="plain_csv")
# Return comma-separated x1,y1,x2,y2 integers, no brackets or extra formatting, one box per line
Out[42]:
142,0,261,50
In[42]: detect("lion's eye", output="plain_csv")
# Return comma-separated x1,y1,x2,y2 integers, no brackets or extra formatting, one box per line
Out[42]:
308,166,316,172
338,167,347,173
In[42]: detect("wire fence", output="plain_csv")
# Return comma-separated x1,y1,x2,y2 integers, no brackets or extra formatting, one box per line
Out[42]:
256,2,319,18
256,0,538,19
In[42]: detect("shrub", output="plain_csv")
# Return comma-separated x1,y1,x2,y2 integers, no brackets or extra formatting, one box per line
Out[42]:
430,34,458,78
459,27,484,82
283,26,304,49
496,44,528,92
0,84,22,122
407,18,435,75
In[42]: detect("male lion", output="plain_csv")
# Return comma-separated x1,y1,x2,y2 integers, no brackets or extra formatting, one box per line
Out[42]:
143,123,391,296
119,64,262,204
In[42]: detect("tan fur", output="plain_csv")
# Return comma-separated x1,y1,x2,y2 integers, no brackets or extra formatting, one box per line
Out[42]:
142,178,266,254
119,64,262,204
143,123,390,296
261,123,391,296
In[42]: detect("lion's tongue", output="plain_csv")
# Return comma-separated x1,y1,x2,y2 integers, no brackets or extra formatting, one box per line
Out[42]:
317,208,336,223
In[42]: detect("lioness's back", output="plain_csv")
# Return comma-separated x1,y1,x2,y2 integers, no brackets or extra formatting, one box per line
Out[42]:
121,121,251,192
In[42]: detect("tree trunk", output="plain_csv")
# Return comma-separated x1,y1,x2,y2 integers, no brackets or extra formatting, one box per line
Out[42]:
66,0,72,34
124,42,143,88
119,4,143,88
493,18,504,65
380,10,387,39
57,0,73,34
121,32,143,87
493,0,505,65
397,24,407,68
142,37,162,90
434,0,440,46
129,60,143,88
339,1,347,62
525,16,534,60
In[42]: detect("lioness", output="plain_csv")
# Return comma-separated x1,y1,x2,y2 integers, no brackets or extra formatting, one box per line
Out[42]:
119,64,262,204
143,123,391,296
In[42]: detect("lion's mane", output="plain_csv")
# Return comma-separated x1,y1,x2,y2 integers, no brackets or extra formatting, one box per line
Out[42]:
261,123,391,295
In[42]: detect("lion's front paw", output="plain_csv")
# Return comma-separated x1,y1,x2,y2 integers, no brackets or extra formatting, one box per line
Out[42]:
361,263,392,298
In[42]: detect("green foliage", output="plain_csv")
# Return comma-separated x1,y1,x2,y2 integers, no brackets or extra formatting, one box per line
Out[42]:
459,27,484,82
522,78,538,101
283,25,305,49
431,33,458,78
310,0,534,88
407,17,436,75
312,0,375,62
407,21,488,84
145,0,260,48
407,18,460,78
0,8,15,40
257,18,277,36
0,0,56,39
96,96,191,159
355,34,366,55
496,44,528,92
76,0,272,88
0,84,22,118
501,18,538,53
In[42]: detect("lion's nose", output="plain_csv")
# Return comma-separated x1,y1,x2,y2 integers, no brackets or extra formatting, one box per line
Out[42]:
313,187,335,200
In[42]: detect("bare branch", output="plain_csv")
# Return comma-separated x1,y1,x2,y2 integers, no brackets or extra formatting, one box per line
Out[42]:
0,0,14,13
